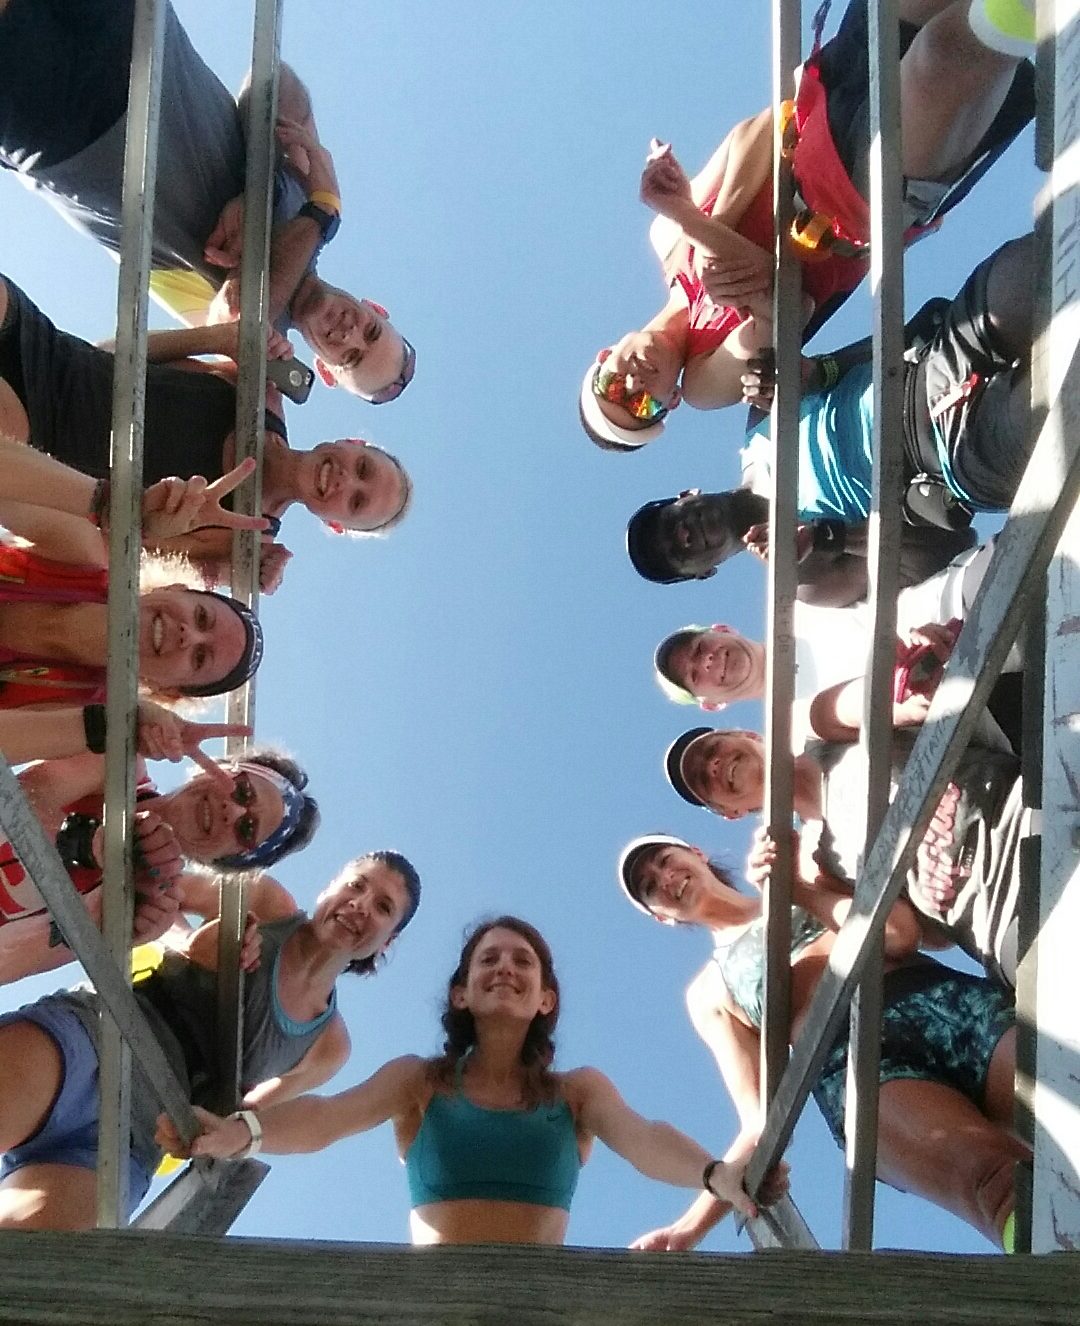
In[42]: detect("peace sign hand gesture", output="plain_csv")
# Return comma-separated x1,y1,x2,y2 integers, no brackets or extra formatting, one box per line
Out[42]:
136,700,251,786
141,458,270,542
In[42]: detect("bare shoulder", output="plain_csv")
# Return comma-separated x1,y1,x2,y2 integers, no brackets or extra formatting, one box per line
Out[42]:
686,960,730,1022
559,1065,616,1108
247,873,300,921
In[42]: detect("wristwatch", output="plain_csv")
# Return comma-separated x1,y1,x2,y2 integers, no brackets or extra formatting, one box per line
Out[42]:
297,200,340,244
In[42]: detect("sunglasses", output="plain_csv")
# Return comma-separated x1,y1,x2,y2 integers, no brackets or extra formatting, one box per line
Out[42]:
230,771,259,849
366,337,416,405
592,349,669,423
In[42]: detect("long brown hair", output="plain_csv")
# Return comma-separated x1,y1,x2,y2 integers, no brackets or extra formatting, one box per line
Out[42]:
428,916,561,1108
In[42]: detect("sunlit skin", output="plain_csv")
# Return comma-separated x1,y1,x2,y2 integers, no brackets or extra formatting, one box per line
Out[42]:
681,730,767,820
0,586,245,697
158,766,286,862
309,861,411,961
405,926,576,1246
666,626,766,708
594,326,685,433
259,435,405,531
290,277,406,396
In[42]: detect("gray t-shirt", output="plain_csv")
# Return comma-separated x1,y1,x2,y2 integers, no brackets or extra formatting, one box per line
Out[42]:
9,3,312,328
810,735,1026,987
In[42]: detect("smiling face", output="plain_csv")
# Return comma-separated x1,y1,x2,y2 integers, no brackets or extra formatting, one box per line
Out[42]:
665,627,766,708
653,491,746,581
682,729,766,819
312,858,411,962
452,925,557,1024
592,329,683,433
137,588,246,694
630,843,723,924
158,765,287,863
295,283,408,398
298,440,407,531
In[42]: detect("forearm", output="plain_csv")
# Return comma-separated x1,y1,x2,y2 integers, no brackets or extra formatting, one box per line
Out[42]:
238,1092,345,1153
267,218,323,325
0,436,98,519
630,1119,716,1190
709,108,773,226
144,325,233,362
808,680,862,741
0,708,96,765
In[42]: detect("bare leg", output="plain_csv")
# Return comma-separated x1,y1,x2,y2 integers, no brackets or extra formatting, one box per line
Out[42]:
0,1164,97,1230
0,1020,63,1151
900,0,1022,182
876,1076,1029,1245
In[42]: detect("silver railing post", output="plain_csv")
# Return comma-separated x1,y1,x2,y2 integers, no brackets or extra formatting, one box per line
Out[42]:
840,0,905,1251
97,0,167,1230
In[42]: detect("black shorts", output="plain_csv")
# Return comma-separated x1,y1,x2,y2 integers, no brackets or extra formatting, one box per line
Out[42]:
0,0,135,171
912,240,1031,510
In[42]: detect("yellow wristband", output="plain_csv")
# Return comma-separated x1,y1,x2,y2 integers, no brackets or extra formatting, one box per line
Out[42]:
307,191,341,216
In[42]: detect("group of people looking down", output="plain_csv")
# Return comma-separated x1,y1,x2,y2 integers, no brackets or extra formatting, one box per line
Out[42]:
0,0,1049,1256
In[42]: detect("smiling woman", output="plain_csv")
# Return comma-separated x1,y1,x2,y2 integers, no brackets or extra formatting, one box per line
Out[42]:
156,915,768,1246
0,847,420,1230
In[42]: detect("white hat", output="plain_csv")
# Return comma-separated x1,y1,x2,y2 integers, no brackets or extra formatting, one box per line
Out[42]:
579,355,667,452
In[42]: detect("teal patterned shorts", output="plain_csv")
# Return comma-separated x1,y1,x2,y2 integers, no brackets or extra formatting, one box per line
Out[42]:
811,962,1015,1148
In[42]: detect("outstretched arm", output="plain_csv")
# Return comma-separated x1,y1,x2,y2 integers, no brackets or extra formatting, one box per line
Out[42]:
157,1053,427,1159
570,1065,756,1217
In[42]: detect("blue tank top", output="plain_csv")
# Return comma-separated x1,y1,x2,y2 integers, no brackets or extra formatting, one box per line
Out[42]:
712,907,827,1028
745,362,876,523
405,1059,581,1211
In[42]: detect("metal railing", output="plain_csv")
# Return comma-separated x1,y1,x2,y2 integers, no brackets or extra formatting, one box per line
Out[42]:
742,0,1080,1254
0,0,281,1234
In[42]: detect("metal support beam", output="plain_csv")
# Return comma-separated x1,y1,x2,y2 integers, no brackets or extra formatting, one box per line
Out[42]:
742,1192,819,1250
0,761,198,1142
746,343,1080,1197
841,0,905,1251
134,1157,269,1235
760,0,802,1157
216,0,283,1124
98,0,166,1229
1030,0,1080,1248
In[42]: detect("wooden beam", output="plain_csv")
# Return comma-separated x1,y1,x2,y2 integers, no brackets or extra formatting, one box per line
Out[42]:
134,1158,269,1235
0,1235,1077,1325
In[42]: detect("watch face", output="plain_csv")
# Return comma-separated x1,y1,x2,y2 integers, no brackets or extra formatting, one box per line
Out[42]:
300,201,340,243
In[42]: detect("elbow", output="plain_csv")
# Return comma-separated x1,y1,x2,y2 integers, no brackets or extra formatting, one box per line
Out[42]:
882,905,922,959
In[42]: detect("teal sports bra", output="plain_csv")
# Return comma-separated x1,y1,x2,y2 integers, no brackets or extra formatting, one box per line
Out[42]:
405,1059,581,1211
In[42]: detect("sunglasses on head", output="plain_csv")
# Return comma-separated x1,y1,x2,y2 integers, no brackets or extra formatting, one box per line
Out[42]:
592,348,669,423
230,771,259,849
366,337,416,405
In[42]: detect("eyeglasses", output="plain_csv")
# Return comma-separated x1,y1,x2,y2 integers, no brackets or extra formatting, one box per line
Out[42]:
592,349,669,423
366,337,416,405
231,771,258,848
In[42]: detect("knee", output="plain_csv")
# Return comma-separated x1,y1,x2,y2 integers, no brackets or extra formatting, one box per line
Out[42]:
912,6,1016,84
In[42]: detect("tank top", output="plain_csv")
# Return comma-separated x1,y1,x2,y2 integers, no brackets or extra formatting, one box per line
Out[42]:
712,907,827,1028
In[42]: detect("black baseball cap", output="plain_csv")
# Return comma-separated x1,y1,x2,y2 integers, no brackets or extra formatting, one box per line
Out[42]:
664,727,713,807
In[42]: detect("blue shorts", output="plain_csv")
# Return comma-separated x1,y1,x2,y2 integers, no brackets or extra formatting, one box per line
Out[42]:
812,963,1015,1150
0,1001,152,1213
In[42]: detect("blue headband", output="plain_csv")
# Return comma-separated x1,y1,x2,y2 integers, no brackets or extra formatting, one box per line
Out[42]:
216,764,306,868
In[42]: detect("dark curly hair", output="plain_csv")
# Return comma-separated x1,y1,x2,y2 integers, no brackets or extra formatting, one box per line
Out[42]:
428,916,560,1109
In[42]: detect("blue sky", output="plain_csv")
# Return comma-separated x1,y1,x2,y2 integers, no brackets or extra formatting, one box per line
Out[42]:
0,1,1037,1252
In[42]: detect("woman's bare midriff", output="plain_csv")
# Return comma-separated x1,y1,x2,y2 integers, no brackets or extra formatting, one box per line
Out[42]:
0,602,102,667
409,1199,570,1246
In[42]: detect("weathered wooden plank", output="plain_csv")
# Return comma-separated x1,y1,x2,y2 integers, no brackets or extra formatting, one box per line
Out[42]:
0,1235,1077,1325
99,0,166,1229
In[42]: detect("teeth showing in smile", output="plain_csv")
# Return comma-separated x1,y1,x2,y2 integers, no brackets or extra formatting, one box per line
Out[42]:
317,458,333,498
200,796,212,834
152,612,164,653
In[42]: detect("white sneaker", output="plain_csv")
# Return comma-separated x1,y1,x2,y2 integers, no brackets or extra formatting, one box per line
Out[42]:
969,0,1036,58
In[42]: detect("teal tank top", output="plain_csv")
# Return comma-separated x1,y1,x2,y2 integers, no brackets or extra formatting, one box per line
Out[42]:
712,907,827,1028
405,1059,581,1211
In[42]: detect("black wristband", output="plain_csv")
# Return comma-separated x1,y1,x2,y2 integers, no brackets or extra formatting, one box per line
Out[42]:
55,812,103,872
83,703,107,754
811,519,846,555
702,1159,720,1195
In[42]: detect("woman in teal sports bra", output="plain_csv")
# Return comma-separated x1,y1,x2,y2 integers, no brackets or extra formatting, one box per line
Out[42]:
160,914,768,1245
617,831,1025,1250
